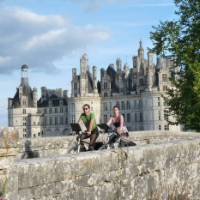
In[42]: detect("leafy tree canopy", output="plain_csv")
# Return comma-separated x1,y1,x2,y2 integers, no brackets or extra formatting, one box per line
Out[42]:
150,0,200,131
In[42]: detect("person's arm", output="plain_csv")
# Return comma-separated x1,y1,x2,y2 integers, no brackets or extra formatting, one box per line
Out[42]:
120,115,124,130
87,119,95,135
78,114,82,123
87,113,95,135
107,117,113,127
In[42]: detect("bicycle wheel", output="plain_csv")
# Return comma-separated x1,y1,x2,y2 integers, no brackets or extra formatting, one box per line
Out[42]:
98,143,108,150
67,143,78,154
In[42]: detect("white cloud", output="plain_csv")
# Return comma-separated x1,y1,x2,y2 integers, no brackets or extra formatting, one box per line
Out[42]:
71,0,126,11
0,7,110,73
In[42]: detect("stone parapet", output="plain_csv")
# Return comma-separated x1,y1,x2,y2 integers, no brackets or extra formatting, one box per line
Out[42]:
0,131,199,199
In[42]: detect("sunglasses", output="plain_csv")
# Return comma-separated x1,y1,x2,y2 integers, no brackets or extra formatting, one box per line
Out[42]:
83,107,89,111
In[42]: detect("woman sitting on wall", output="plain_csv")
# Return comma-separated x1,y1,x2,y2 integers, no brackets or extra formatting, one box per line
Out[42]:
107,105,129,137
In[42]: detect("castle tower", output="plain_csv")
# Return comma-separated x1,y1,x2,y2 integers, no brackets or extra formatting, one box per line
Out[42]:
92,66,98,93
116,58,122,72
33,87,37,108
148,49,154,67
138,40,144,61
146,49,154,91
80,53,88,76
80,53,89,96
71,68,77,97
21,64,29,85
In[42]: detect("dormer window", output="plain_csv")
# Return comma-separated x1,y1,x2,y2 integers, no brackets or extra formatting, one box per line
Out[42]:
23,100,26,105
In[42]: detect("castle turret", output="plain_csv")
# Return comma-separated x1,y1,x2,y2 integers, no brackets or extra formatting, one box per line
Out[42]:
21,64,29,85
116,58,122,72
72,68,77,78
148,49,154,67
63,90,68,98
41,87,47,98
146,49,154,91
138,40,144,60
92,66,98,93
124,63,129,78
33,87,37,108
132,56,137,68
80,53,88,76
80,53,89,96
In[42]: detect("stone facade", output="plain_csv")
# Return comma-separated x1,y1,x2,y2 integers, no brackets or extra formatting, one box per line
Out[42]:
1,130,200,200
8,41,180,138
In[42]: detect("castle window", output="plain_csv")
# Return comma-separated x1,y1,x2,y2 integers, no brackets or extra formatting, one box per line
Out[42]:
104,115,107,123
60,107,63,113
55,117,58,125
162,74,168,82
49,108,52,114
104,82,108,89
158,97,161,107
159,125,161,130
139,79,144,85
23,100,26,106
74,83,77,90
103,102,108,111
127,113,131,123
158,111,161,120
23,109,26,114
139,100,142,108
60,116,63,124
140,112,143,122
163,85,168,91
49,117,52,125
121,101,125,110
134,100,137,109
44,117,47,125
116,101,120,109
55,107,58,113
72,103,75,113
126,101,131,110
44,108,47,114
164,124,169,130
164,110,169,121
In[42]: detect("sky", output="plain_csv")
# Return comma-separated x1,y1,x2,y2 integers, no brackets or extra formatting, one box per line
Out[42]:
0,0,177,126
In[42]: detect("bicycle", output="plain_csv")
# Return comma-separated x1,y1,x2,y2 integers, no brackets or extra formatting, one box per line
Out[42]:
97,125,136,150
67,123,136,154
67,123,104,154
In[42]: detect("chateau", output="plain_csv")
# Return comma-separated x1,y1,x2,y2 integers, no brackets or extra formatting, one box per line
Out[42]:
8,41,180,138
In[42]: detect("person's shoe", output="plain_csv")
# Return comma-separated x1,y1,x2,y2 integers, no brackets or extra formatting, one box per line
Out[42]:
88,146,95,151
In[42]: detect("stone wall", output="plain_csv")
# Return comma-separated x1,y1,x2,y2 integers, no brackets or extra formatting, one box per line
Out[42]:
1,130,200,199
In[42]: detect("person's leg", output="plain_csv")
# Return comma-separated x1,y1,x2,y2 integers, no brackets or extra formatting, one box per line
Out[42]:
76,132,90,145
89,129,99,150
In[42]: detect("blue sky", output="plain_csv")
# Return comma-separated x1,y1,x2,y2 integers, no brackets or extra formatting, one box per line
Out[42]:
0,0,176,126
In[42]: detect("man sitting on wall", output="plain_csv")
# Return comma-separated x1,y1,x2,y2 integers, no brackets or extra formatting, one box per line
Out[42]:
77,104,99,151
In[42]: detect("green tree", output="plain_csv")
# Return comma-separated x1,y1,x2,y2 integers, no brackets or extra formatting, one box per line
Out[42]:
150,0,200,131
